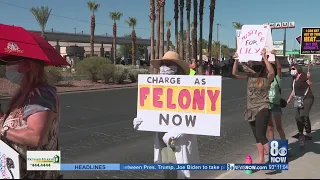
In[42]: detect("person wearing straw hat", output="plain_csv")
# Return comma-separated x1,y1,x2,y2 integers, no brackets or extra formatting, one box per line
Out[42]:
133,51,200,179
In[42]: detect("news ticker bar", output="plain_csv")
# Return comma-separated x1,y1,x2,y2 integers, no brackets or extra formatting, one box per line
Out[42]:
54,164,288,171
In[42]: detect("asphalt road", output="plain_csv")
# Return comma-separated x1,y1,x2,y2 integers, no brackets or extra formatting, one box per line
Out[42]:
1,66,320,179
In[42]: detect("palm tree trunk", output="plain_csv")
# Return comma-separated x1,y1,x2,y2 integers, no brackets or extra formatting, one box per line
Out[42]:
159,5,164,58
191,26,195,59
155,1,160,59
166,29,170,52
150,19,155,70
41,27,45,38
150,0,155,73
132,29,136,66
193,0,198,63
113,22,117,64
90,14,95,56
198,0,204,75
186,0,191,63
174,0,179,53
179,0,184,60
208,0,215,65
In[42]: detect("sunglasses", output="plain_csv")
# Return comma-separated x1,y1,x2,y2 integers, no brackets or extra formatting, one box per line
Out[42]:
291,68,296,70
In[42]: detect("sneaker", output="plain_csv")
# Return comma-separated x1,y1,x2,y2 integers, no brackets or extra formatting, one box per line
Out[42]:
292,133,300,139
305,135,312,141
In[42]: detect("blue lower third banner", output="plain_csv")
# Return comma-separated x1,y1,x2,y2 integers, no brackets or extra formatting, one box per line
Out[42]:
60,164,288,171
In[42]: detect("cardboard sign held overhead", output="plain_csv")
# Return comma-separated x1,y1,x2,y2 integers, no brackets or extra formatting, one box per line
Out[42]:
237,25,275,62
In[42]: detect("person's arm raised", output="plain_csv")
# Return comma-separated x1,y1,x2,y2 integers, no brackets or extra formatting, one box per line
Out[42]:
232,53,253,79
262,49,275,83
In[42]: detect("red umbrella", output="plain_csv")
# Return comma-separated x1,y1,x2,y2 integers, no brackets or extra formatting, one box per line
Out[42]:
0,24,70,66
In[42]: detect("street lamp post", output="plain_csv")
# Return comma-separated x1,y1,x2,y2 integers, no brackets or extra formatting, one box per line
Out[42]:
74,28,76,34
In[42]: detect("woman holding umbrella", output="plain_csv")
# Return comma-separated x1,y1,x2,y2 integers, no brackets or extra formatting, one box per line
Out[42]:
0,24,69,179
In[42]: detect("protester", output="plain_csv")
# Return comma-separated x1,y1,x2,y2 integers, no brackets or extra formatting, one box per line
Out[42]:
241,58,286,141
0,59,61,179
133,51,200,179
267,59,286,140
287,64,314,141
189,58,197,75
232,49,275,163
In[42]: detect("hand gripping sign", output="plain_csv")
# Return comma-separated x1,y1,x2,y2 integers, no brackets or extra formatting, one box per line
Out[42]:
237,25,275,62
136,74,222,136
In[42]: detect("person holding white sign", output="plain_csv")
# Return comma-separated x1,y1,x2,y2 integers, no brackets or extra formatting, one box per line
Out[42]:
133,51,199,179
0,60,61,179
232,49,275,164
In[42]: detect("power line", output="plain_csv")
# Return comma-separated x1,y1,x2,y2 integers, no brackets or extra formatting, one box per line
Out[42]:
0,1,150,31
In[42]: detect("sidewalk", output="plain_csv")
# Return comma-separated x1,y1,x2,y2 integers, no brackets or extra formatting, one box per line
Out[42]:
217,121,320,179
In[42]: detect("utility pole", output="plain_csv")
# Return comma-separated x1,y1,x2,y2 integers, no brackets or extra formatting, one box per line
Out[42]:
283,28,287,57
217,23,222,61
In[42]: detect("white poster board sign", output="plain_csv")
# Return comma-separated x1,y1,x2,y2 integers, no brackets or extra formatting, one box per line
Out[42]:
136,74,222,136
0,140,20,179
237,25,275,62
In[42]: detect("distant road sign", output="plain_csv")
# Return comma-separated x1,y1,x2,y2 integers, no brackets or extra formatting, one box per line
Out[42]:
265,22,295,29
289,22,295,28
296,36,301,44
286,51,299,55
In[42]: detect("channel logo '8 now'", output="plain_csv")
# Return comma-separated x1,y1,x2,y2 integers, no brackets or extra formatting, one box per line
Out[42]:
269,140,288,163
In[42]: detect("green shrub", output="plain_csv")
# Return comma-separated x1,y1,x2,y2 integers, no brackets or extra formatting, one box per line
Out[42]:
0,66,5,78
75,57,111,82
100,64,115,83
128,67,150,83
46,66,63,85
112,65,129,84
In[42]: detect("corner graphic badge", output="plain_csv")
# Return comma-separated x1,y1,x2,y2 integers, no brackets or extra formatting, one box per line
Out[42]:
4,42,24,53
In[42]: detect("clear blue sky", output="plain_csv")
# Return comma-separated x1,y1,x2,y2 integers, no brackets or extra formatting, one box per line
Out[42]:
0,0,318,50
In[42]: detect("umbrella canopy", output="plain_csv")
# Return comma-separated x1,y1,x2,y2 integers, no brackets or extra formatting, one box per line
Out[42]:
0,24,70,66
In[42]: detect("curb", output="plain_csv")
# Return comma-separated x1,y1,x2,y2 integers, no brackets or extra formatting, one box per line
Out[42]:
215,113,320,179
0,84,138,100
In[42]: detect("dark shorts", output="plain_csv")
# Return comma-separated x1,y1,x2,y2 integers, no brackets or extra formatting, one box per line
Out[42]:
270,104,282,114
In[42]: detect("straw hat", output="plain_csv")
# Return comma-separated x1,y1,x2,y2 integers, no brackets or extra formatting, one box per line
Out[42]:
150,51,190,74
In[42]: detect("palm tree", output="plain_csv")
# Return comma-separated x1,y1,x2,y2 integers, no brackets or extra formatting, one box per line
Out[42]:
159,0,166,58
149,0,156,73
191,22,195,59
87,1,100,56
186,0,191,63
179,0,184,60
207,0,216,64
30,6,52,38
232,22,243,29
193,0,198,63
125,17,137,66
232,22,243,49
155,0,161,59
174,0,179,53
109,12,123,64
166,20,172,52
198,0,204,75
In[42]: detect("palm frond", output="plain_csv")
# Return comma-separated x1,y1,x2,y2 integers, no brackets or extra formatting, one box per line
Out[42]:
30,6,52,32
